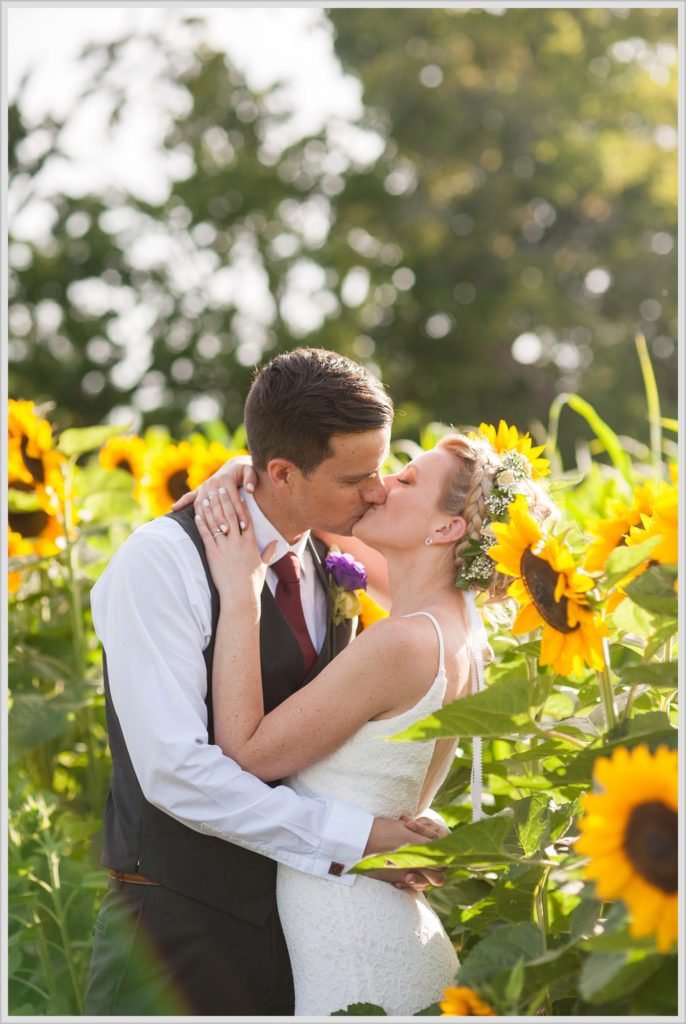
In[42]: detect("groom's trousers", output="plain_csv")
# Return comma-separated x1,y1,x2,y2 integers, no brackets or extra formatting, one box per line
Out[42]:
84,876,295,1016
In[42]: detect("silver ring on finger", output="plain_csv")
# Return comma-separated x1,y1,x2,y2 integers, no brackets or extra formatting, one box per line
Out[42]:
208,491,217,499
213,528,224,538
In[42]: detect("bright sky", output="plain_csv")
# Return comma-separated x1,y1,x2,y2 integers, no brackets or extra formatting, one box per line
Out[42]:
7,6,370,213
7,7,382,423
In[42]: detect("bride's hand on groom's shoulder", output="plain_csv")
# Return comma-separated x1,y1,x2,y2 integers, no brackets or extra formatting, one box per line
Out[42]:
171,455,256,526
195,491,276,609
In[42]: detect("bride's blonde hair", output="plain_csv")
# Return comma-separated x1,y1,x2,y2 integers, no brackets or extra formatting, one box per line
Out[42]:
436,433,555,602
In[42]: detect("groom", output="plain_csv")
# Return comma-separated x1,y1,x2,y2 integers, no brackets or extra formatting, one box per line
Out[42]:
85,348,445,1016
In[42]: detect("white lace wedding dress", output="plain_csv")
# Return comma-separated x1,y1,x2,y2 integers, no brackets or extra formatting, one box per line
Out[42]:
277,610,477,1016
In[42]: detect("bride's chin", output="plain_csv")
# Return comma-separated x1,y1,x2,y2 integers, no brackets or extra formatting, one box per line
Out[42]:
352,518,373,543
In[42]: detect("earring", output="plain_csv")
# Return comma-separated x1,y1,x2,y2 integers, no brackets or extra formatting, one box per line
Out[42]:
425,537,433,546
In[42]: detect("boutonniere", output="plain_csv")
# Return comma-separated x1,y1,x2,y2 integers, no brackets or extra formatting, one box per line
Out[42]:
323,547,368,626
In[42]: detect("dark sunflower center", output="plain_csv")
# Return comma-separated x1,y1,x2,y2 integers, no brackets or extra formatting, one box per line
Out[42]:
20,435,45,484
521,547,578,633
9,508,49,539
167,469,189,501
624,801,678,893
117,458,133,474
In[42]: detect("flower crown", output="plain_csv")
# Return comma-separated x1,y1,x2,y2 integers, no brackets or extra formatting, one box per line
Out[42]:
455,423,547,591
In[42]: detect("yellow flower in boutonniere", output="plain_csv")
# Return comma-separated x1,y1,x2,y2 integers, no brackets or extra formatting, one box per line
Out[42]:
358,590,388,630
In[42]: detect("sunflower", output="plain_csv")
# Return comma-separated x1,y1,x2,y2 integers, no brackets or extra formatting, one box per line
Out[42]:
473,419,550,479
584,481,659,574
575,744,677,953
8,495,65,554
142,441,208,516
99,435,148,482
357,590,388,631
186,442,248,491
8,399,65,500
626,483,678,569
489,495,607,675
8,529,33,594
439,986,496,1016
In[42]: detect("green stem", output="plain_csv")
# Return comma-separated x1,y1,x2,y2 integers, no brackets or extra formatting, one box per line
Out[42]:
529,720,587,750
525,653,541,773
620,684,636,723
534,866,551,950
61,460,99,804
32,908,56,1012
533,867,554,1014
61,459,85,681
635,333,663,481
596,638,617,732
44,844,85,1014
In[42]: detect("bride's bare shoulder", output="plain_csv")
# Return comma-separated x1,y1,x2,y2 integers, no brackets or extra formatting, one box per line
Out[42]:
354,614,442,676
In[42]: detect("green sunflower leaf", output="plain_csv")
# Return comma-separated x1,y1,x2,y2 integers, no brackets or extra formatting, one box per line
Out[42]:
618,661,678,689
580,950,663,1004
544,713,676,785
389,675,534,741
625,564,678,616
8,489,44,512
550,394,633,482
56,424,129,457
9,692,90,763
513,793,551,857
352,814,516,872
602,534,660,584
457,921,544,985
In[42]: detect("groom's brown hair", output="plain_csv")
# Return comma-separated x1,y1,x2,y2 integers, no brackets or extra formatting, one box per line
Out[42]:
244,348,393,474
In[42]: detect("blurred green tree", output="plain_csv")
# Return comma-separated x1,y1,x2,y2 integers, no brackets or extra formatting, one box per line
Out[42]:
321,6,678,441
8,8,677,451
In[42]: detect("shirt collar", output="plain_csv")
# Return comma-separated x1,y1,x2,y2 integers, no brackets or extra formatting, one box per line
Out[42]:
242,490,311,572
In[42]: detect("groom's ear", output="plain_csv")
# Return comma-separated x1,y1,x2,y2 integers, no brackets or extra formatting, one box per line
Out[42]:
266,458,299,490
433,516,467,545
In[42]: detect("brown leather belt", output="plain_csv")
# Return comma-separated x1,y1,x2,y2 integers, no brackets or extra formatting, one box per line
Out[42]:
108,869,159,886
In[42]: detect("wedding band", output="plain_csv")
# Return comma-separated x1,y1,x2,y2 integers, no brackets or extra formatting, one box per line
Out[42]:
213,528,223,538
208,491,216,499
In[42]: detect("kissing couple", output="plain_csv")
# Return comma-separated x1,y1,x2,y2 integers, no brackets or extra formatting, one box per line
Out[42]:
85,347,552,1016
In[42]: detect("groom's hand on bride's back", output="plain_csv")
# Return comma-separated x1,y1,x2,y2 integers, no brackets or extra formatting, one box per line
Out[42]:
363,816,449,891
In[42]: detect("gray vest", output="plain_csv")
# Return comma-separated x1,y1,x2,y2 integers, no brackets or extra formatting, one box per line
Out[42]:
100,505,354,926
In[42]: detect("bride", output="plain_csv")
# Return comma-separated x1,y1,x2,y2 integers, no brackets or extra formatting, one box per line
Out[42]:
191,431,550,1016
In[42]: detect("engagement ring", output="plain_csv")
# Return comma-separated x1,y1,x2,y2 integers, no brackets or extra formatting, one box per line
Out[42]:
213,528,223,538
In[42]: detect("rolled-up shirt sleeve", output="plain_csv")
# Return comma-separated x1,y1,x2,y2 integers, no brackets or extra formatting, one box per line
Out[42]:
90,518,372,884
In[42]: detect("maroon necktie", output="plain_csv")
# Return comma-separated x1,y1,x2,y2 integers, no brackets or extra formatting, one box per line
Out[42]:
272,553,317,675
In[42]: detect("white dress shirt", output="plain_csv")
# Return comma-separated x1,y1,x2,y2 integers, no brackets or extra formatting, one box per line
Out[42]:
90,506,373,885
245,491,328,652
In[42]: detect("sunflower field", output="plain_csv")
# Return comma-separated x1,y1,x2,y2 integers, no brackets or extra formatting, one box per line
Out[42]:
7,348,679,1016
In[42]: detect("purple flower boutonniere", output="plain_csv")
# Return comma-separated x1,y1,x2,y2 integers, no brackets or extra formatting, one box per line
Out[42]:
324,548,368,626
